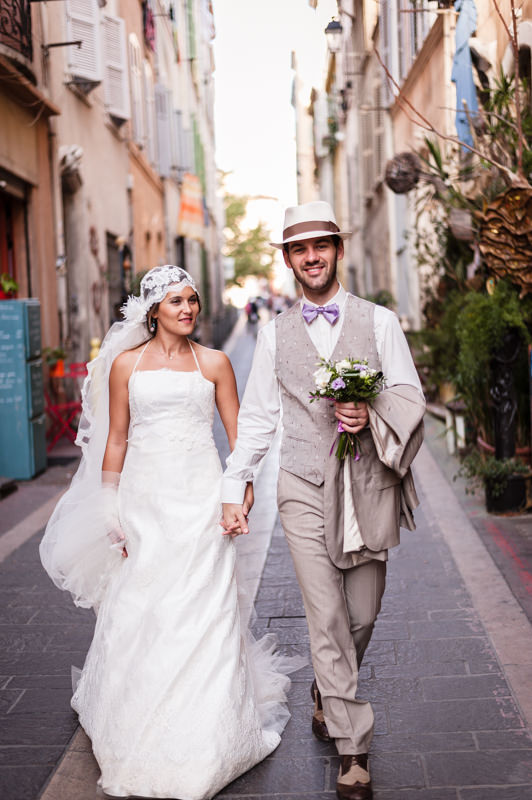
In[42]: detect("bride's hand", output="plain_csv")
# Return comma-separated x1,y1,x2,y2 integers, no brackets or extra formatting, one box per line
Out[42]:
243,482,254,516
221,503,249,537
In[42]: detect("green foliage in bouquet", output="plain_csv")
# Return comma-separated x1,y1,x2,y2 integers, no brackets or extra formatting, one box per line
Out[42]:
309,358,385,461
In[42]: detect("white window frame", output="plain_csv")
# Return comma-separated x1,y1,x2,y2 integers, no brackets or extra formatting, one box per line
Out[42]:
144,62,157,164
65,0,102,85
128,34,145,147
102,15,130,121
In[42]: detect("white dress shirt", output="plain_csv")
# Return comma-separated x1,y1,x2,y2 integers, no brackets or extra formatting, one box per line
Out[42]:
223,284,423,504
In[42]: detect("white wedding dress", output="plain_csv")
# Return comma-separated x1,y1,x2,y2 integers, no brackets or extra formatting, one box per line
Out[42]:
71,345,293,799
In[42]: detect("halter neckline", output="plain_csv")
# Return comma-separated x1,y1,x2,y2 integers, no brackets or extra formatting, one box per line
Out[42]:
131,339,203,377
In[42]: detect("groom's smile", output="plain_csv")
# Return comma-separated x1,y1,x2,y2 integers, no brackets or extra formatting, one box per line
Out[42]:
283,235,344,303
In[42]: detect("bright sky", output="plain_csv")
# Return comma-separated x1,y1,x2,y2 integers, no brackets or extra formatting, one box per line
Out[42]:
212,0,337,238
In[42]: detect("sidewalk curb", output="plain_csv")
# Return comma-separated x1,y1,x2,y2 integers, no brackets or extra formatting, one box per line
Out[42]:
0,489,64,564
415,442,532,728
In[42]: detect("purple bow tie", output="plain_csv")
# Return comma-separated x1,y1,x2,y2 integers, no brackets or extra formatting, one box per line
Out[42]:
302,302,340,325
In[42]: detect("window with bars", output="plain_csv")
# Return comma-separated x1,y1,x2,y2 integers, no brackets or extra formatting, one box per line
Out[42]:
385,0,436,86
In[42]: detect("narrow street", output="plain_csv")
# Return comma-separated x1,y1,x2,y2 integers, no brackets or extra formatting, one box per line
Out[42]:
1,316,532,800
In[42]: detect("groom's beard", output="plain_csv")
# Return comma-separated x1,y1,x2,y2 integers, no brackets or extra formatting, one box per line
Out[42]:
289,251,339,296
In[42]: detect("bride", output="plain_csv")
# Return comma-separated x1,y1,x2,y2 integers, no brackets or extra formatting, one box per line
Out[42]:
40,266,298,800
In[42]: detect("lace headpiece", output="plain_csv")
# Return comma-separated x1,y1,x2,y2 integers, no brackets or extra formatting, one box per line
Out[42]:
121,265,198,324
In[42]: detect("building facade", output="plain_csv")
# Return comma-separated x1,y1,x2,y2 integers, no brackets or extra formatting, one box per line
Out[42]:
298,0,532,329
0,0,224,360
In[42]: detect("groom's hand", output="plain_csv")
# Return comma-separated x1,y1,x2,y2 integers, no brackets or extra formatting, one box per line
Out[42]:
222,503,249,536
334,400,369,434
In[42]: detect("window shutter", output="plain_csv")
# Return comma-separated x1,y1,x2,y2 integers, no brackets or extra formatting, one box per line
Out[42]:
155,84,171,177
374,83,385,179
172,109,187,171
380,0,392,104
103,15,130,120
360,109,373,195
144,63,157,164
129,35,144,146
186,0,196,60
185,128,195,173
66,0,102,83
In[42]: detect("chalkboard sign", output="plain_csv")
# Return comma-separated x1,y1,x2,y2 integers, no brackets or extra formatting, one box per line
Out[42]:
0,299,45,479
0,299,41,360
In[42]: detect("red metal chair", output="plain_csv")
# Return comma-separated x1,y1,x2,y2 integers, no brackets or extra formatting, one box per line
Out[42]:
44,362,88,452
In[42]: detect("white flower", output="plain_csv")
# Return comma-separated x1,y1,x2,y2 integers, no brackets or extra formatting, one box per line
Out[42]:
335,359,352,373
121,295,148,324
313,365,331,390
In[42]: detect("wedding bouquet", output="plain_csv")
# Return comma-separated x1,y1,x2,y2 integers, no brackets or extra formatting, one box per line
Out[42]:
309,357,385,460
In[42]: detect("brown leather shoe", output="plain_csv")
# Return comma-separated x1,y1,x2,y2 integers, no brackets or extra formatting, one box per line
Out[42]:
310,679,331,742
336,754,372,800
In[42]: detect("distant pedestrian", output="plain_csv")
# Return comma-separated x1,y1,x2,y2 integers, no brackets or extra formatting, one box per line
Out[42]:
222,202,425,800
40,266,300,799
246,297,259,323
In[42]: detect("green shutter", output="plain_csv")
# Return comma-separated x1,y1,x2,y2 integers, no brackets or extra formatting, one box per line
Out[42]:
186,0,196,60
192,115,206,193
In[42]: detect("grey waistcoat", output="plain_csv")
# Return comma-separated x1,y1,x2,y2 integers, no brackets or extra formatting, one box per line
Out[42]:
274,294,381,486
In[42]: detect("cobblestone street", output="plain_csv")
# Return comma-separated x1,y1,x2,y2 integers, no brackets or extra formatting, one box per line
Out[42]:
1,316,532,799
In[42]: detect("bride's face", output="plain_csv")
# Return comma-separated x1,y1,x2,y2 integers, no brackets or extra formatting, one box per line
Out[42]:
154,286,200,335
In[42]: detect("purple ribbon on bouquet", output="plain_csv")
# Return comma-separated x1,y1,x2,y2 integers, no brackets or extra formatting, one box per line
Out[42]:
330,421,361,461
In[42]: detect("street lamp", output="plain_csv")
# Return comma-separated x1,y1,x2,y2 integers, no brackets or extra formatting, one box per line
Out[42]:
324,18,343,54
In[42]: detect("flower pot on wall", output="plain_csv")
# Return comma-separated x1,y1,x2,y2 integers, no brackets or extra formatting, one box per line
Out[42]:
49,359,65,378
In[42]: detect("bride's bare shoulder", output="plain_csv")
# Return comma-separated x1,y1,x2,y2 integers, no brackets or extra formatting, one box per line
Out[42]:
112,343,149,374
192,342,233,381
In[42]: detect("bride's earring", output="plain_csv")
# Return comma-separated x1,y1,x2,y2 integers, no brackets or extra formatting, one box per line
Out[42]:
150,317,157,334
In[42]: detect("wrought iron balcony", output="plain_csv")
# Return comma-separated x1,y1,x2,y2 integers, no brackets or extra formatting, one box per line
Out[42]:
0,0,33,61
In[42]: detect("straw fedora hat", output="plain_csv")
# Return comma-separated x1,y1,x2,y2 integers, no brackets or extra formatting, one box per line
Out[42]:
270,201,351,249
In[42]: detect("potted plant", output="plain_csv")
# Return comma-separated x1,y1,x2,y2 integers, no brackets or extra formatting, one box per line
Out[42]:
457,451,530,513
0,273,18,299
43,346,67,378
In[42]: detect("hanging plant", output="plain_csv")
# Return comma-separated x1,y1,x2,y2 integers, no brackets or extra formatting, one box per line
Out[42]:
478,187,532,295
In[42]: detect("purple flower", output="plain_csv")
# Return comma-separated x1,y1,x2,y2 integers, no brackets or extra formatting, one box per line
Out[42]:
331,378,346,390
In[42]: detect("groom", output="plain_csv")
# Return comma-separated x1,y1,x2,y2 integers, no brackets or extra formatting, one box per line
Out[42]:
222,201,425,800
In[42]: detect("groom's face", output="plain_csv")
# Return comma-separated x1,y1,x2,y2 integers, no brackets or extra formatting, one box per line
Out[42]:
283,236,343,297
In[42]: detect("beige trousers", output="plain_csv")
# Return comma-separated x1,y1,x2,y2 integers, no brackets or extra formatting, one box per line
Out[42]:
277,468,386,755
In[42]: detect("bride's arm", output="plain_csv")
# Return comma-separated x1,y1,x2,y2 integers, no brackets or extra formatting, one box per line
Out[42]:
101,354,132,557
210,350,253,530
102,353,131,473
212,351,239,451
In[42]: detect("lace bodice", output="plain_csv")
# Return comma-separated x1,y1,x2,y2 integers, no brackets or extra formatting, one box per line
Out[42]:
128,368,215,451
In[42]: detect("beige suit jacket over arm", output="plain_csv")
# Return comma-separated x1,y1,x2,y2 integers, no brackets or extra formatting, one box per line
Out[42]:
323,385,425,569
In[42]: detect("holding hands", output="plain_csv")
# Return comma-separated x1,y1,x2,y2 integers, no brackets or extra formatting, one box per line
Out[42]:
221,482,254,537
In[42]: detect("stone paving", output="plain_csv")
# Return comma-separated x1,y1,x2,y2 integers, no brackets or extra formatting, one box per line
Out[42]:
219,503,532,800
1,314,532,799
